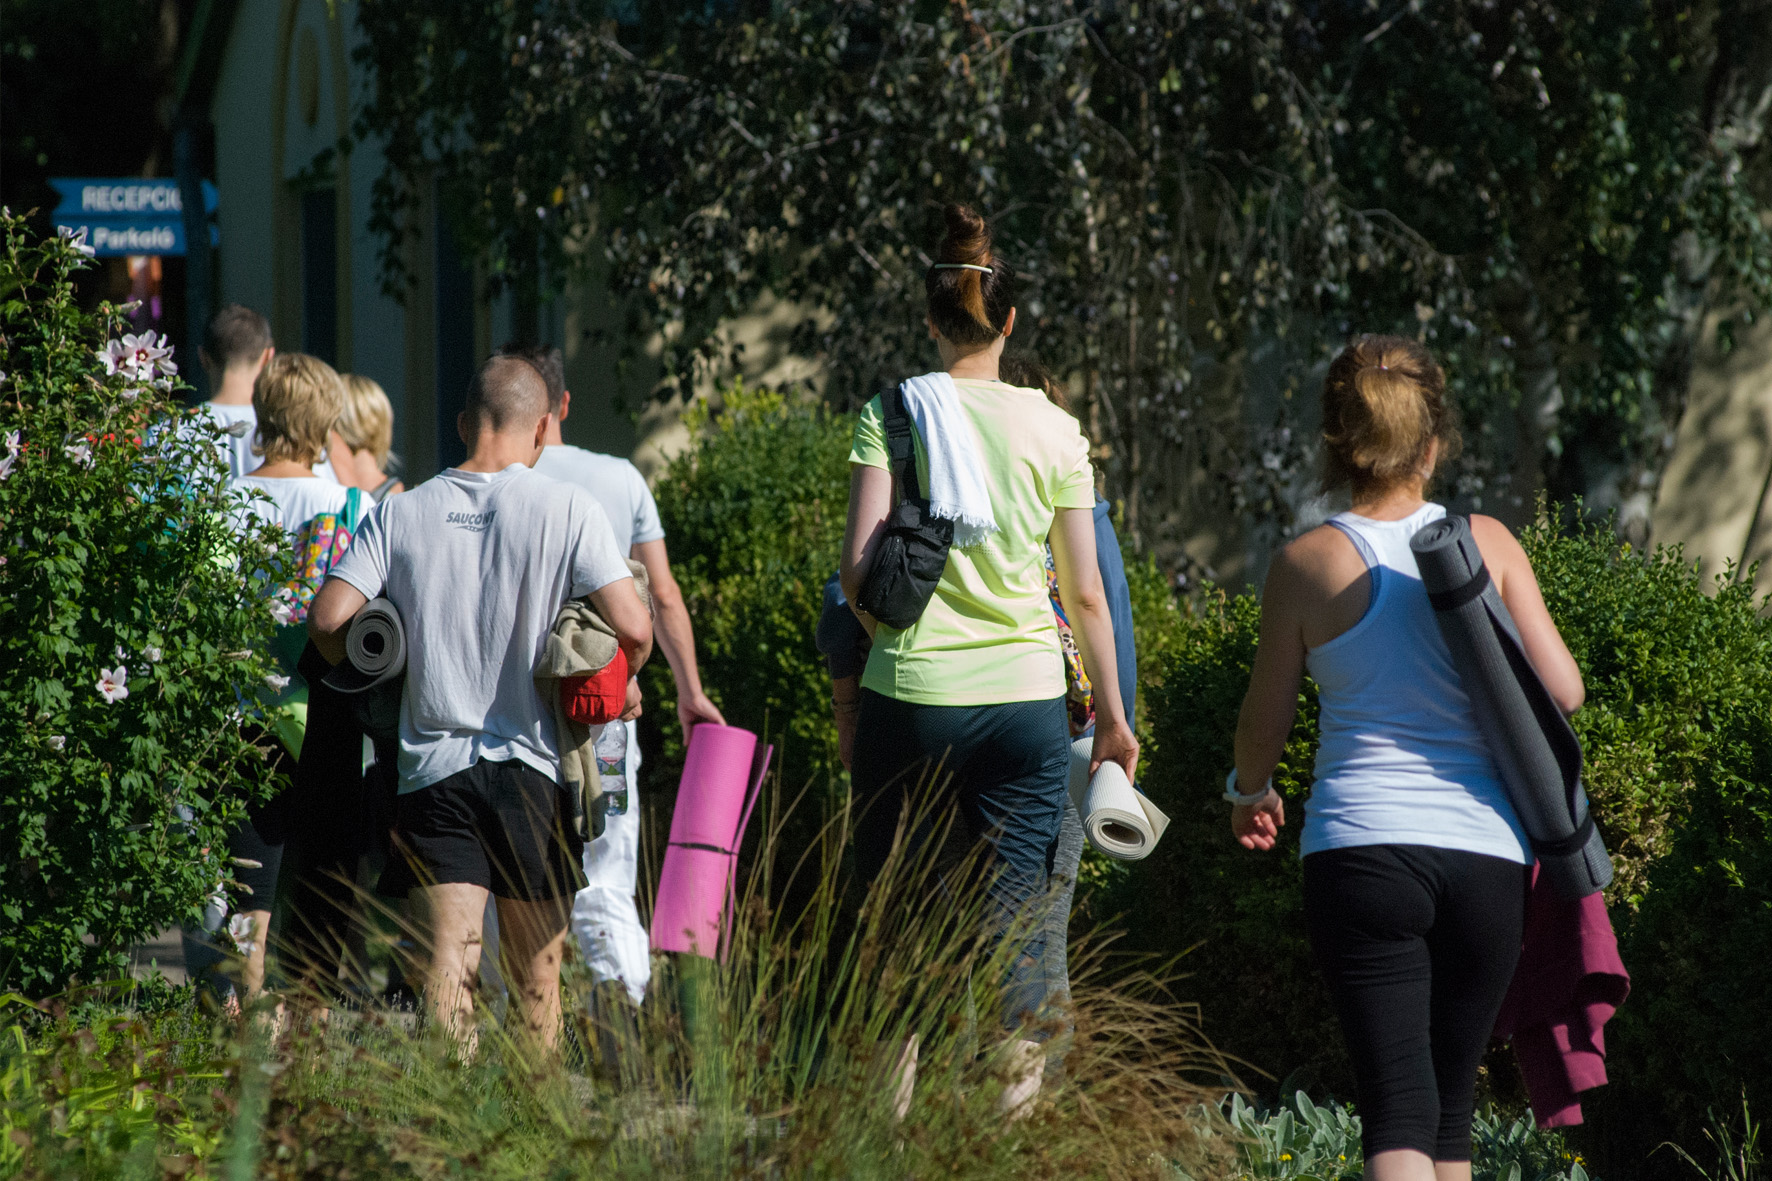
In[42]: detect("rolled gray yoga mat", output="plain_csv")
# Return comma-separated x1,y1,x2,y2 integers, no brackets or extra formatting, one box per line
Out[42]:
1411,515,1612,900
342,599,405,688
321,597,406,693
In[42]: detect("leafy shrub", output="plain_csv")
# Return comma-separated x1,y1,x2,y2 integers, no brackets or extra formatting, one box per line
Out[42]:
0,215,284,994
638,382,856,801
1200,1091,1597,1181
1595,706,1772,1169
1116,512,1772,1173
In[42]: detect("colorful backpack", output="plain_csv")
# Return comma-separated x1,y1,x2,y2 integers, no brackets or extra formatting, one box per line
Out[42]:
267,487,367,756
1045,545,1094,737
281,486,367,623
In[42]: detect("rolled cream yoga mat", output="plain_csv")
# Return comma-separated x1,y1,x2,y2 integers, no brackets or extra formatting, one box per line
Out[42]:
1410,515,1612,900
651,724,772,960
1066,738,1169,861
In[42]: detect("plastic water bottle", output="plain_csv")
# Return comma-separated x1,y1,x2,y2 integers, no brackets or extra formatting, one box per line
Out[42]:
594,722,629,816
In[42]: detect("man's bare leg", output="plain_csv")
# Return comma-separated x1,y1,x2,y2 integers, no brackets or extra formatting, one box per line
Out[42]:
235,908,272,1005
412,882,490,1050
496,895,571,1051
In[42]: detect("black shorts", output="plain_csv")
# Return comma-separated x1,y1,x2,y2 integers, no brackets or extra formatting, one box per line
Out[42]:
225,812,284,910
389,759,585,903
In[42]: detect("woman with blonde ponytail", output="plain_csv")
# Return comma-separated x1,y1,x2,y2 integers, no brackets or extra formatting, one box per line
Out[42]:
840,205,1137,1121
1229,335,1585,1180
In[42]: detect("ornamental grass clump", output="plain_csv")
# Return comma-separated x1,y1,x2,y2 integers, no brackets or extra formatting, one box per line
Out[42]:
5,773,1235,1179
0,213,288,994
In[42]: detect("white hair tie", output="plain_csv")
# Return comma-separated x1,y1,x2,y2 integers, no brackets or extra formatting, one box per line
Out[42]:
931,263,993,274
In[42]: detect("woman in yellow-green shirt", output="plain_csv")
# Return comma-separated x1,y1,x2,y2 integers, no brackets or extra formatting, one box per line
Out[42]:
839,204,1138,1114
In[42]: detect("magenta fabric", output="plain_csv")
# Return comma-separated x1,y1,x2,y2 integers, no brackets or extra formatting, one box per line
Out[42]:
650,724,762,958
1493,862,1631,1126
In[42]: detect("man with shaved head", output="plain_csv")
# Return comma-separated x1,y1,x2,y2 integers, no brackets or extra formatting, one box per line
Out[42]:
309,354,651,1049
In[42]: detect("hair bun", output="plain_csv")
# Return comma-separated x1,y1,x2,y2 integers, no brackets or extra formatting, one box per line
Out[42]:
939,203,992,266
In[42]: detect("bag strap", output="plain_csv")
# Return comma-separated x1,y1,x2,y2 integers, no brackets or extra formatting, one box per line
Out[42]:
342,485,367,534
880,384,924,505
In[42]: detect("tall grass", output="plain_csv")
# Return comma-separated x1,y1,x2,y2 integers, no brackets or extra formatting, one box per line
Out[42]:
5,772,1233,1179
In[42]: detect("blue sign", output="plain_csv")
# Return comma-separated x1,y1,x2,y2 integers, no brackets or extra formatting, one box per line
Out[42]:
53,219,219,258
49,178,219,258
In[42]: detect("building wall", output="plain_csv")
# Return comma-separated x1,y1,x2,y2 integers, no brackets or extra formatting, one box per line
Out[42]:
1651,311,1772,603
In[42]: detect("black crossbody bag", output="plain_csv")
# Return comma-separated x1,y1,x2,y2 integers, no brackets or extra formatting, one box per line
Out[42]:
856,384,953,629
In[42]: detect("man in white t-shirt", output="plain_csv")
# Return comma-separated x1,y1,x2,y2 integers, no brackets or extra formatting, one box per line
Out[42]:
198,303,341,483
198,304,275,478
308,356,652,1049
502,344,724,1012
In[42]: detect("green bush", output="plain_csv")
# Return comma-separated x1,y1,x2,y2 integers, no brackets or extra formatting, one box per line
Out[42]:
639,382,856,804
1115,513,1772,1173
0,215,284,994
1595,706,1772,1169
1200,1091,1598,1181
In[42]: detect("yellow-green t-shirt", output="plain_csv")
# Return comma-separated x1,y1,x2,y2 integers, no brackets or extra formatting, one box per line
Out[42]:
848,378,1096,706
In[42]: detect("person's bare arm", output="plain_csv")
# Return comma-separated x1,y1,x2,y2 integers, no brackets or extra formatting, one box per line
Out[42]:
1049,506,1138,782
632,538,725,733
307,578,371,666
839,463,893,638
830,673,861,770
1230,548,1307,851
1470,515,1585,715
587,575,653,671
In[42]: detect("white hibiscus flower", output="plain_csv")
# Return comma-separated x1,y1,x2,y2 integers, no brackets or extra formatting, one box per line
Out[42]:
100,331,177,382
64,441,93,469
95,665,129,703
264,673,290,692
46,735,66,751
144,645,163,663
226,912,257,956
56,225,96,257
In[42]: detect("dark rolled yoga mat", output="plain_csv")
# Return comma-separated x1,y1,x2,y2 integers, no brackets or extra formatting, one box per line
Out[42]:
321,597,406,743
1411,515,1612,900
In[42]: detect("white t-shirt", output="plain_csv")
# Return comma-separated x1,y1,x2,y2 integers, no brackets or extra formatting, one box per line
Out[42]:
230,474,352,537
201,401,339,482
328,464,633,793
532,445,664,556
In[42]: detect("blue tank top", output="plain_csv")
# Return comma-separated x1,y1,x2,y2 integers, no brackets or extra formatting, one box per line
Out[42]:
1300,503,1530,864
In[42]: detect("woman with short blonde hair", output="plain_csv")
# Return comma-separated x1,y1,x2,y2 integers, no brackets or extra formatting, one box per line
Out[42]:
252,352,346,467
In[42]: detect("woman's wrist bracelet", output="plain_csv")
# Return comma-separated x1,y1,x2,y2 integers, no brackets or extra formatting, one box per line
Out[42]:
1223,768,1274,807
831,697,861,715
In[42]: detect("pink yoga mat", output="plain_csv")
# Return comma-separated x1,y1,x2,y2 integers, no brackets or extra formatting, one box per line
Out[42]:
651,724,771,959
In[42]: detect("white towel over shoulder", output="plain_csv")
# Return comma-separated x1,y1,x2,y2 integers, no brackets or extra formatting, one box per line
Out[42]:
898,371,998,548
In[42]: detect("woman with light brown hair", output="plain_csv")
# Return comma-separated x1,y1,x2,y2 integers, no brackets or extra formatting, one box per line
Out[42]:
1230,335,1584,1180
331,374,403,500
840,205,1137,1117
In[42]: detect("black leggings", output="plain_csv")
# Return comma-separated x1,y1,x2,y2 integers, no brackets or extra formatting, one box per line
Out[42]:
1303,844,1530,1162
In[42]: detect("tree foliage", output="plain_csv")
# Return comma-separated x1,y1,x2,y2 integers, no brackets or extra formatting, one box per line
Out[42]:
355,0,1772,560
0,216,285,994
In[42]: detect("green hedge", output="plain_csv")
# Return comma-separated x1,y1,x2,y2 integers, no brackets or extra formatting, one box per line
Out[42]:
637,384,855,809
1114,516,1772,1174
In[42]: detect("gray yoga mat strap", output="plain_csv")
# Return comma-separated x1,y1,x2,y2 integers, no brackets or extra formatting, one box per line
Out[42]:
1411,514,1613,901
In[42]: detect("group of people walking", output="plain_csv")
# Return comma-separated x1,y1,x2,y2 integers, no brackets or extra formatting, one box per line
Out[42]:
188,307,718,1049
199,201,1587,1176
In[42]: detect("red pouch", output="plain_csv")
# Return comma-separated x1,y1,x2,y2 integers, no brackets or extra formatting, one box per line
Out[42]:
560,649,629,725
